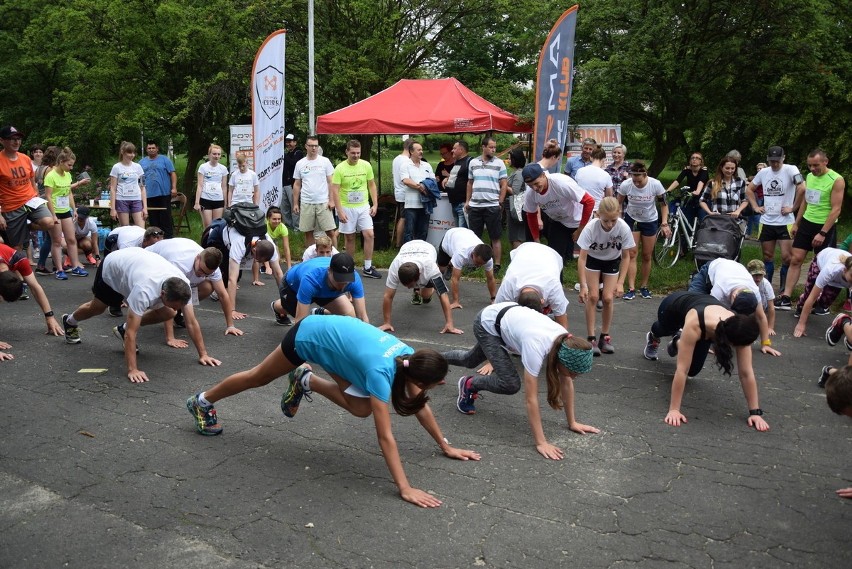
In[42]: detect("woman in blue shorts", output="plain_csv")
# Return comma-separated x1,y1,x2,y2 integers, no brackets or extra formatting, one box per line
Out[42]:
187,315,480,508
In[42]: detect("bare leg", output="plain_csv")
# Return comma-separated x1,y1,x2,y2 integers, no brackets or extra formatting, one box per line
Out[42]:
204,347,294,403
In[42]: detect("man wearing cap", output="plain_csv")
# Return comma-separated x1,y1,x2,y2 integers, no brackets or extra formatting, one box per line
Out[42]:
139,141,177,238
465,136,508,273
564,137,596,178
270,252,368,324
777,149,845,312
522,162,595,267
292,135,335,248
443,302,598,460
745,145,806,303
72,206,100,265
378,239,462,335
0,125,55,249
688,258,780,356
280,134,304,231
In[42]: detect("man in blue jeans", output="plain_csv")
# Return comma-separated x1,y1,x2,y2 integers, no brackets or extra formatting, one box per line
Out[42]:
444,140,471,229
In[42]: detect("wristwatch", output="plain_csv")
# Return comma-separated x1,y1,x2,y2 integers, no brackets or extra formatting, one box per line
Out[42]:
748,408,764,416
818,230,827,237
44,311,54,318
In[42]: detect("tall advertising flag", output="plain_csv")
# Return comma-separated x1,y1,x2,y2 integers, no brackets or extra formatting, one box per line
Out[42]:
251,30,286,212
532,6,578,173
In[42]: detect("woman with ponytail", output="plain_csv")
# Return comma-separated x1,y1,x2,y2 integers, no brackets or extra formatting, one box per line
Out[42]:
187,314,479,508
443,302,599,460
643,291,768,430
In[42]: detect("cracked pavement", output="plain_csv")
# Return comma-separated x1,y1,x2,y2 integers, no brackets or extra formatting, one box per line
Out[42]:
1,266,850,568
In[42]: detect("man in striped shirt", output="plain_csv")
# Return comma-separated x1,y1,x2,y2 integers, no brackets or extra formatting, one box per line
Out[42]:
465,136,508,273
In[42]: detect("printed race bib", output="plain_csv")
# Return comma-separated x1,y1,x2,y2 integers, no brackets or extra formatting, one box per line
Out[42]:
55,196,70,209
347,191,365,204
805,188,821,205
765,202,781,215
204,181,222,197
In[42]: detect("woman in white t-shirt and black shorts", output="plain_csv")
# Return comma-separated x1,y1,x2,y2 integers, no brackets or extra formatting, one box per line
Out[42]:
109,141,147,228
577,197,635,355
195,143,228,229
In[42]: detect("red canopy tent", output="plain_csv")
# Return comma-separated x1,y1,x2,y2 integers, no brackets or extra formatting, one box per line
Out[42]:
316,78,530,134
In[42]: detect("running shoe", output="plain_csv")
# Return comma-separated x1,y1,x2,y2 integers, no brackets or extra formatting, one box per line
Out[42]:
18,283,29,300
643,331,660,361
826,314,851,346
793,306,802,318
62,314,81,344
843,299,852,312
173,310,186,329
62,257,71,270
186,394,223,435
70,266,89,277
596,299,603,311
818,366,833,389
270,301,292,326
112,323,139,353
361,266,382,279
34,266,52,275
590,338,601,357
774,295,792,311
623,289,636,301
599,334,614,354
811,305,831,316
85,254,97,265
640,287,652,299
411,290,423,305
281,365,313,418
55,270,68,281
667,329,682,358
109,306,123,317
209,291,219,302
456,376,477,415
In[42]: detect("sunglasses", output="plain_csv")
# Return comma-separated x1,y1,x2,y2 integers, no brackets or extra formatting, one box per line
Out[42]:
149,231,165,236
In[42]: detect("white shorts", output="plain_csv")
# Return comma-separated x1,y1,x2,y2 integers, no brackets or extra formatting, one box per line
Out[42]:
339,205,373,234
344,384,370,398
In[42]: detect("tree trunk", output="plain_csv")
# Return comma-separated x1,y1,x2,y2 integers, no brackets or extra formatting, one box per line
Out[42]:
649,128,686,178
182,135,209,198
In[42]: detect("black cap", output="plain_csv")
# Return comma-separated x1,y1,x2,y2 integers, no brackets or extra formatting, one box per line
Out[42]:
0,125,24,139
76,206,90,218
522,163,545,183
767,146,784,160
330,252,356,283
731,290,758,315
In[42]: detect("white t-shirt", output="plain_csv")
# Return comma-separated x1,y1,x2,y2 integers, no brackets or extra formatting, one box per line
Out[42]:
102,248,190,317
223,226,279,266
708,259,760,306
752,164,800,226
198,162,229,201
495,242,568,316
574,165,612,211
109,162,145,200
577,218,636,262
386,240,441,290
228,169,259,205
301,244,339,262
146,237,223,288
480,302,566,377
756,277,775,310
617,177,666,223
815,248,851,289
392,154,412,203
441,227,494,271
74,217,98,239
524,172,586,228
402,160,436,209
108,225,145,249
294,156,335,204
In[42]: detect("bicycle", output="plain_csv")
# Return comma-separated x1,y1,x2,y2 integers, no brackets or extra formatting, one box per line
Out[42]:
653,186,699,268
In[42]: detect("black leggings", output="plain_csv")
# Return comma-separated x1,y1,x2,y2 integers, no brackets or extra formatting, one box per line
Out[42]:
651,293,713,378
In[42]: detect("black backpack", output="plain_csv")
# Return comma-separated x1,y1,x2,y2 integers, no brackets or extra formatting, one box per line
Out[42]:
201,218,228,249
223,202,267,239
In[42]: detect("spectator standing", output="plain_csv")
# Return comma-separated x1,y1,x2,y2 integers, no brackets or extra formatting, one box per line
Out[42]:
666,151,708,228
227,154,260,206
435,143,454,187
391,138,414,246
564,137,596,178
330,140,381,279
505,148,529,249
194,144,228,229
466,137,508,273
139,141,177,238
698,156,748,228
109,141,147,228
401,141,436,243
444,140,471,229
574,145,613,213
605,144,631,194
279,134,304,230
44,147,90,279
293,135,336,248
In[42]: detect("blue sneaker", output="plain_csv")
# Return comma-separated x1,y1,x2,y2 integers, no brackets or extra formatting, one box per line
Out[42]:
640,287,652,299
70,266,89,277
55,270,68,280
456,376,477,414
186,394,223,435
281,365,313,418
623,289,636,301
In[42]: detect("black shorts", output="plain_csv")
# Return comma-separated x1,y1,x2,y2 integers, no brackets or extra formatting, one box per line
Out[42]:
56,210,73,220
91,262,124,308
793,218,837,251
436,236,452,268
585,255,621,275
279,319,307,365
278,277,336,315
199,198,225,210
758,223,791,242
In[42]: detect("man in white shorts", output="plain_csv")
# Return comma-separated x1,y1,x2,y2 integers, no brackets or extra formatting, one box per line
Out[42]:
61,248,223,383
495,241,569,329
436,227,497,309
331,139,381,279
293,135,336,248
378,239,463,335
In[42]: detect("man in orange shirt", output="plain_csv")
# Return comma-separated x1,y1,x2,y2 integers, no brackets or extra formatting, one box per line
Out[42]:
0,126,54,249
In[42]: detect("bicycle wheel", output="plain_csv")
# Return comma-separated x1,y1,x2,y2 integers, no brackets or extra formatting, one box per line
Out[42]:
654,220,681,268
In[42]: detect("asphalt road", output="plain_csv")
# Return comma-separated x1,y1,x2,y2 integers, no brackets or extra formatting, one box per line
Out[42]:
1,261,850,568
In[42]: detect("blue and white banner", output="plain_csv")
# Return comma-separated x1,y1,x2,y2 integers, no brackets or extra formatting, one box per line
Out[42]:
251,30,286,212
532,6,578,173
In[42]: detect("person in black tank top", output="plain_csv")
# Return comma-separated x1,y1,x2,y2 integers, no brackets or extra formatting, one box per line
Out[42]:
643,291,769,431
